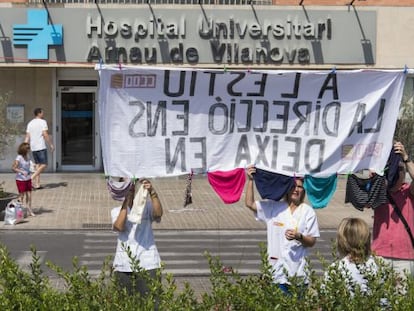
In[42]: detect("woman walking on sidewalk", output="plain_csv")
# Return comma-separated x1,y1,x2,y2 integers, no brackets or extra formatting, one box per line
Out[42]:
25,107,54,190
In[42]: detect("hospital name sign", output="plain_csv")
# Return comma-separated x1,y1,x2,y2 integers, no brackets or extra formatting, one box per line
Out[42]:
85,14,332,65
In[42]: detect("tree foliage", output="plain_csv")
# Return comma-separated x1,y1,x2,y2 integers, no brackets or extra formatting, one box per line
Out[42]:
0,91,20,158
395,80,414,154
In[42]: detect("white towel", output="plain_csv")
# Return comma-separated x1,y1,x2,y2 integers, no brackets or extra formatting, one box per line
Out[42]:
127,184,148,224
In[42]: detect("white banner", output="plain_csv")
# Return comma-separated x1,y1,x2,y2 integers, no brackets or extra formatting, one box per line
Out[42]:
97,66,405,178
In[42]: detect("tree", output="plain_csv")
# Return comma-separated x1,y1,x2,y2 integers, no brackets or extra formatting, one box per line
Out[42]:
395,79,414,155
0,91,20,156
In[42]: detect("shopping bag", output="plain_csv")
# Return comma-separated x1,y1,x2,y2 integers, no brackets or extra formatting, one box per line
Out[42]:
29,160,36,173
4,200,24,225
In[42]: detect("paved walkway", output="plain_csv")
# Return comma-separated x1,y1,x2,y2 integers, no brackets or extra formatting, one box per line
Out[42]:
0,172,373,230
0,172,374,297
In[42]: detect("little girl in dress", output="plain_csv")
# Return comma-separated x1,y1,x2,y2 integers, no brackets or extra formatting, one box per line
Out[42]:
12,142,35,216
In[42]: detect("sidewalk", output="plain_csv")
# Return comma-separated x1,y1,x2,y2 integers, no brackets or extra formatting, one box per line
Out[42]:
0,172,374,296
0,172,373,230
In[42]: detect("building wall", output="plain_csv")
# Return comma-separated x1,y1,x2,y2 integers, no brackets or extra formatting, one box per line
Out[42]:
273,0,414,5
0,4,413,68
377,8,414,68
0,3,413,172
1,0,414,6
0,68,54,171
0,68,53,127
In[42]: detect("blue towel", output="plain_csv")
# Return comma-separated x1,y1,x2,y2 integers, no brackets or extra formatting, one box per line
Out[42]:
385,148,402,189
304,174,337,209
254,168,295,201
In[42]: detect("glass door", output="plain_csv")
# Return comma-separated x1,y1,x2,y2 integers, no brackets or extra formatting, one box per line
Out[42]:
58,87,99,170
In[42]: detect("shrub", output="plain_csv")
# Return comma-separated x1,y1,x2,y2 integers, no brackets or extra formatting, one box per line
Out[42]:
0,243,413,310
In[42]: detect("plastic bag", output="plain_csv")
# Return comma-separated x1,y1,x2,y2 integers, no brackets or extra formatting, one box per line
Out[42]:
29,160,36,174
4,200,24,225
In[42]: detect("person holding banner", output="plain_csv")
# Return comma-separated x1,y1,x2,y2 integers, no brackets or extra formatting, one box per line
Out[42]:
245,165,320,294
372,141,414,278
111,178,163,303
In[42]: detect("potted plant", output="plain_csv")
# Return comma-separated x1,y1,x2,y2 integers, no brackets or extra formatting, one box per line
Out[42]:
0,91,20,220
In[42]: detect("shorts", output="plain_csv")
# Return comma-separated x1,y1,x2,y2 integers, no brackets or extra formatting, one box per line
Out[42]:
32,149,48,165
16,179,32,193
114,269,159,296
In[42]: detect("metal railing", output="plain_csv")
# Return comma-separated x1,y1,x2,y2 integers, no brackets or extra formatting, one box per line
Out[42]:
28,0,273,5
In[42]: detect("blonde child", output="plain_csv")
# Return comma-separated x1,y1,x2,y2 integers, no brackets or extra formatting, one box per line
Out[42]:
327,217,377,294
12,142,35,216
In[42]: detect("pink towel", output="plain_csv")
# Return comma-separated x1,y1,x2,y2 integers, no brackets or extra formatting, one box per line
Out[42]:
207,168,246,204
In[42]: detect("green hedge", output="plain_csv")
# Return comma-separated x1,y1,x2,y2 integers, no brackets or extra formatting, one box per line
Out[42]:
1,244,413,310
